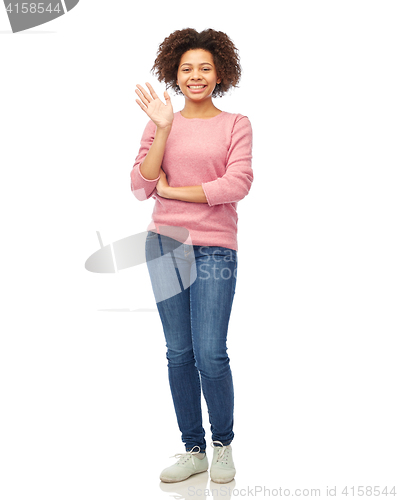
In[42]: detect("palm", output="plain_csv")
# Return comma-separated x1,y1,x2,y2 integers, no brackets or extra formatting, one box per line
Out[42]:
145,97,173,128
135,83,173,129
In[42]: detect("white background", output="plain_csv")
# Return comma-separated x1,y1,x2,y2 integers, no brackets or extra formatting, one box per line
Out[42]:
1,1,397,499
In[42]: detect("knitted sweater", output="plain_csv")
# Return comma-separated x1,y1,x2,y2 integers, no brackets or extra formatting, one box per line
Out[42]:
131,111,253,251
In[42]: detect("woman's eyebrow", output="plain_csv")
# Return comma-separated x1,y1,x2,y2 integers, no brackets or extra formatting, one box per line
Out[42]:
180,62,213,66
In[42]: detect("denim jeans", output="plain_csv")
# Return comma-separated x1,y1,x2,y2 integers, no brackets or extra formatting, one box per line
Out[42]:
145,231,237,452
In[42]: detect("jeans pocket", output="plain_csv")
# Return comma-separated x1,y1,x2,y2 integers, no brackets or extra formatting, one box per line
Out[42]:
146,231,159,240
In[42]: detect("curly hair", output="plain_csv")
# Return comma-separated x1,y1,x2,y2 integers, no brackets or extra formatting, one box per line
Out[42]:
151,28,241,98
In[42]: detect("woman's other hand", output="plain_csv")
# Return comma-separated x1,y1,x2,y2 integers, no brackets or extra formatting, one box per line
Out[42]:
156,169,170,198
135,83,174,130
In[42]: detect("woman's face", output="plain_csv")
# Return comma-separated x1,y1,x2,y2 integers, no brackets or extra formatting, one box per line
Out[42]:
176,49,221,101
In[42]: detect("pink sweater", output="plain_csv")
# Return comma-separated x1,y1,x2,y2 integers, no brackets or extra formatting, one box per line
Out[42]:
131,111,253,251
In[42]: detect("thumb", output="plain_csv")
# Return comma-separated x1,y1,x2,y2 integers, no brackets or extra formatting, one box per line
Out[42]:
164,90,171,104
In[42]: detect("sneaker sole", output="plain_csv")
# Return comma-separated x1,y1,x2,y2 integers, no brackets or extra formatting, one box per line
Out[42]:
160,469,208,483
210,474,236,484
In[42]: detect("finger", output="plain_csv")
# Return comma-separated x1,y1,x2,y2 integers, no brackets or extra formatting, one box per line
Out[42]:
135,99,148,113
135,88,147,104
136,84,152,104
145,82,159,100
164,90,173,108
135,91,149,108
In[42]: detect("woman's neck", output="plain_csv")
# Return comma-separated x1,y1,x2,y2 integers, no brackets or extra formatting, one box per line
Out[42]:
180,99,222,119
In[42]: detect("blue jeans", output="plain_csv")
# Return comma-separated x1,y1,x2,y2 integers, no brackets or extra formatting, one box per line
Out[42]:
145,231,237,452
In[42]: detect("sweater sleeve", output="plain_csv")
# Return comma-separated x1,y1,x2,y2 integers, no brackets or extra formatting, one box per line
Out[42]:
201,115,253,207
130,120,160,201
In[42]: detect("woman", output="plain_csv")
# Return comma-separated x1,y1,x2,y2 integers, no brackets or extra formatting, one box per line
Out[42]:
131,28,253,484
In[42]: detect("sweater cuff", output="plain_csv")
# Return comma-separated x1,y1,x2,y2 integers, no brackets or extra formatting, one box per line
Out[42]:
202,181,217,207
138,163,160,183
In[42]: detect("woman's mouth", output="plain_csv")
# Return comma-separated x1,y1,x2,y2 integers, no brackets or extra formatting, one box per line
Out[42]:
187,85,207,93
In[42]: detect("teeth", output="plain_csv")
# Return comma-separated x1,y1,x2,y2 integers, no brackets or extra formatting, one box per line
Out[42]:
189,85,205,89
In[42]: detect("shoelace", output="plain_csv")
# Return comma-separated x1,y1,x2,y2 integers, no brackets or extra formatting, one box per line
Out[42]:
169,445,202,470
211,440,229,463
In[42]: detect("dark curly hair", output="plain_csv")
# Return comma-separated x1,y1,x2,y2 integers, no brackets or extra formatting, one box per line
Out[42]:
151,28,241,98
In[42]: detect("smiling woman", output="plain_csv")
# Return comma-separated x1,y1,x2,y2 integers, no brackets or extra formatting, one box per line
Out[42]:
151,28,241,99
176,49,222,114
130,27,253,486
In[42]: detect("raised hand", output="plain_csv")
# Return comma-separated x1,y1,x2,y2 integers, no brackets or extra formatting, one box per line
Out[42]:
135,82,174,130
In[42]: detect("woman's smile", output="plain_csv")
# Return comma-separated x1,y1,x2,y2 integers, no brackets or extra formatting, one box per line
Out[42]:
177,49,221,101
187,84,208,93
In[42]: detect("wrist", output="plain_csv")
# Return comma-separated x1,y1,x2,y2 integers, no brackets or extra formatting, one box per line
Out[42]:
157,184,173,199
155,124,172,136
162,186,174,199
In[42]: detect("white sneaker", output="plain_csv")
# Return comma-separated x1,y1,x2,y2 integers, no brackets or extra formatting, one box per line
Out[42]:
160,446,208,483
210,441,236,484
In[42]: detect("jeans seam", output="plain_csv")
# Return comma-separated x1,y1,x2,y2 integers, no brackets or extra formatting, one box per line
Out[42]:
189,282,201,394
189,284,204,449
